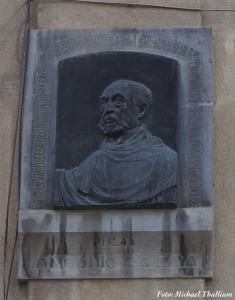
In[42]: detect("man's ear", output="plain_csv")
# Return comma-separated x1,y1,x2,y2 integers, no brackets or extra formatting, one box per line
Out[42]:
137,103,148,120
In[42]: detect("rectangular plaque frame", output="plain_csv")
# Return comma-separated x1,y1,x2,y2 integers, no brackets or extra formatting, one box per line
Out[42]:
18,27,213,279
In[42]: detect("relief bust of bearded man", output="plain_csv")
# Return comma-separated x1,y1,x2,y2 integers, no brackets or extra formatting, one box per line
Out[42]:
55,79,177,207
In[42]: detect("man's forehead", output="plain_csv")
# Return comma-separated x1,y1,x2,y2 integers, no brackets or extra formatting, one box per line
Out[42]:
100,81,130,98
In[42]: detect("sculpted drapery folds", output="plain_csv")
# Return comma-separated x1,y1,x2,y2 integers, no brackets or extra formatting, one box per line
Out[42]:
55,80,177,207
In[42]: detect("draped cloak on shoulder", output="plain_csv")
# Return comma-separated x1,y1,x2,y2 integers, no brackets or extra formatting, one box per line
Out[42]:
55,125,177,206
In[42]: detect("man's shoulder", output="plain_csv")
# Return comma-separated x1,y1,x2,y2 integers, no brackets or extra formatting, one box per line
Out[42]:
78,149,104,164
161,144,177,158
150,138,177,169
151,136,177,157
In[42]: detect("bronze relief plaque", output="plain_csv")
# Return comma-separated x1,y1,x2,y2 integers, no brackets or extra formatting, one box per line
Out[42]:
55,52,178,208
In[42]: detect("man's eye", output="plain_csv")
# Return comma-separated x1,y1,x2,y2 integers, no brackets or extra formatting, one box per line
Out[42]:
113,96,125,105
100,99,108,107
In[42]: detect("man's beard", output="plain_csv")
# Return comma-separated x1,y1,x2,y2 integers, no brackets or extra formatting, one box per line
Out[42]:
98,114,131,136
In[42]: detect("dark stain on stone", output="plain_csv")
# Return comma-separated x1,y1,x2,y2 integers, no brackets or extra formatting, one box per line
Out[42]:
161,233,172,253
163,211,171,231
51,235,55,255
121,238,126,246
121,216,134,277
21,213,52,232
176,210,189,231
40,214,53,231
179,234,189,275
201,241,208,269
44,235,50,255
36,257,47,269
180,234,187,259
94,232,101,247
93,232,100,268
22,218,37,232
22,234,31,278
59,213,67,233
50,257,54,268
122,216,132,232
22,233,51,278
57,214,68,267
185,255,196,276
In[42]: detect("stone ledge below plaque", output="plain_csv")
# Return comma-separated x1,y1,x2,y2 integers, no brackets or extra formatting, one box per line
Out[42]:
18,207,213,279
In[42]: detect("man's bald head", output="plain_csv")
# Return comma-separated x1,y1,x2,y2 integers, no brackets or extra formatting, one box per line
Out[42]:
101,79,152,114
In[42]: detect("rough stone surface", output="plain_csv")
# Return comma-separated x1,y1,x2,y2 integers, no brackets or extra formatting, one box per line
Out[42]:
202,9,235,297
40,0,202,8
203,0,235,10
28,279,205,300
0,0,33,299
38,2,202,29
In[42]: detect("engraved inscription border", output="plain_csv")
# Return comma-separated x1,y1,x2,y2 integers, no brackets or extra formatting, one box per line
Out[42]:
30,32,205,208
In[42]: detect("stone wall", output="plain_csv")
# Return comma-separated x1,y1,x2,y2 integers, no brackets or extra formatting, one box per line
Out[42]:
0,0,235,299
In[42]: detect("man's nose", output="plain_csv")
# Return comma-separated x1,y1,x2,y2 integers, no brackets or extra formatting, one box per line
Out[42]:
104,101,114,114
